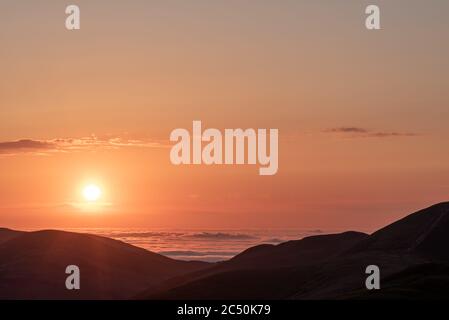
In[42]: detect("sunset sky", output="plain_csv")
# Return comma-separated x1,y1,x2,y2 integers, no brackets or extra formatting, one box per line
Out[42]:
1,0,449,231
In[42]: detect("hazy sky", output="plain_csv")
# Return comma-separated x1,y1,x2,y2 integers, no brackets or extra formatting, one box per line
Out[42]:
1,1,449,231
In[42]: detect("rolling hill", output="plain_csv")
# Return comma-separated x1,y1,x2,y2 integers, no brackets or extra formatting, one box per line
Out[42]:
139,202,449,300
3,202,449,299
0,229,209,299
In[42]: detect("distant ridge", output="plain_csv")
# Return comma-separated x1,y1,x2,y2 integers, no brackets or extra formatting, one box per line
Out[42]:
348,202,449,259
228,231,368,269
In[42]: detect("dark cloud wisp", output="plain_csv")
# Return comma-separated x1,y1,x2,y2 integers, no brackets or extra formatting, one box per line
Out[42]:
0,136,166,155
325,127,418,138
0,139,55,153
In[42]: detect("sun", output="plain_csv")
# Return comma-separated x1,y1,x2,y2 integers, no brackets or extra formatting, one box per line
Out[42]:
82,184,102,202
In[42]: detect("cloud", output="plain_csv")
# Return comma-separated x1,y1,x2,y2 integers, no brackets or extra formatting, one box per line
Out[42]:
325,127,418,138
327,127,368,134
367,132,418,138
185,232,258,240
106,231,179,238
0,135,167,155
0,139,55,153
157,250,239,257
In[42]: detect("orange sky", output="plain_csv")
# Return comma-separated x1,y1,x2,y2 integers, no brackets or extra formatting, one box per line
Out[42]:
1,1,449,231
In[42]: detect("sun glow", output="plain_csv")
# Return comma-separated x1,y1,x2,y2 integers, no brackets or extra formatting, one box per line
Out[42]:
82,184,102,202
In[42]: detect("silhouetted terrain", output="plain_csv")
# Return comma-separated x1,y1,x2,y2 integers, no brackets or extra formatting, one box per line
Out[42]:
136,231,369,299
0,229,208,299
346,263,449,299
0,228,22,244
2,202,449,300
139,202,449,300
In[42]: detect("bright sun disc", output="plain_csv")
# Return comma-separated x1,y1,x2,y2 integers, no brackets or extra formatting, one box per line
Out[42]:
83,184,102,202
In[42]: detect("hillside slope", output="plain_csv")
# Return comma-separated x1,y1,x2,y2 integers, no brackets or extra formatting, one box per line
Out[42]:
0,229,208,299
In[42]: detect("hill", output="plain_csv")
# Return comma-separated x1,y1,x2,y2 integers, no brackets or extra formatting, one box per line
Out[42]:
140,202,449,299
0,229,209,299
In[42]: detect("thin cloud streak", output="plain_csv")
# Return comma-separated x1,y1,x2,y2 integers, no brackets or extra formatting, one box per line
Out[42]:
325,127,419,138
0,136,168,155
0,139,55,151
327,127,368,134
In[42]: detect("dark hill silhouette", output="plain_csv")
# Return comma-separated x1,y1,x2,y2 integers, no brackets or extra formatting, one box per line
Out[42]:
344,263,449,299
140,202,449,300
228,231,368,269
137,231,368,299
286,202,449,299
0,228,23,244
3,202,449,300
0,229,208,299
348,202,449,260
141,266,317,300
